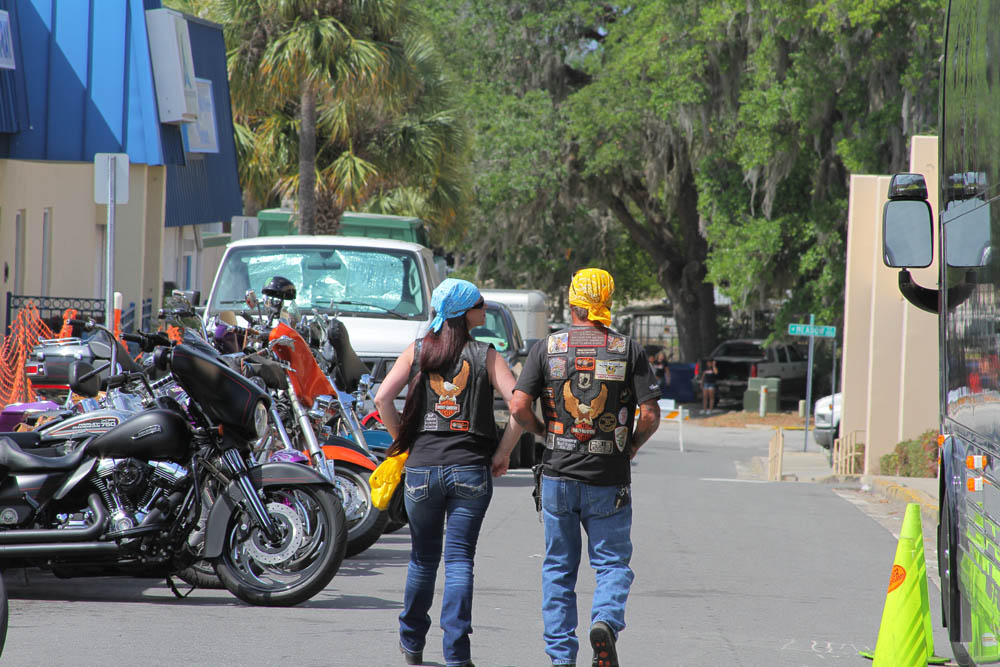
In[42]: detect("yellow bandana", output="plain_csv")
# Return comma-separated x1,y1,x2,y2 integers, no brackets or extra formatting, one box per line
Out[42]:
568,268,614,326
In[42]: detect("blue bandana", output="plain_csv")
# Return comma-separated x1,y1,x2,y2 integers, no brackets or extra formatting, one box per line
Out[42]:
429,278,482,333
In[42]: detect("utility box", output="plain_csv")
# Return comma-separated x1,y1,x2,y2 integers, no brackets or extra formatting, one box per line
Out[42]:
256,208,297,236
744,377,780,413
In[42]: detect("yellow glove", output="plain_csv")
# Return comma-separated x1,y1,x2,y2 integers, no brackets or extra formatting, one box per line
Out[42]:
369,452,409,511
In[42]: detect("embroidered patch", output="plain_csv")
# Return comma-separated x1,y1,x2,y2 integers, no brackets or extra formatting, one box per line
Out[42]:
547,421,565,434
607,335,627,354
614,426,628,451
548,357,568,379
543,387,555,399
577,373,593,390
588,440,614,455
554,436,579,452
548,333,569,354
544,397,557,410
450,420,470,431
435,399,460,419
575,357,596,371
568,328,607,347
621,388,632,403
545,432,556,448
424,413,439,430
595,360,627,381
576,348,597,357
429,361,470,418
598,412,617,432
618,407,629,425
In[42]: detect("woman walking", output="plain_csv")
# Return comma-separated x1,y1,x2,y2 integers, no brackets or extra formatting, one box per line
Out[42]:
375,278,524,667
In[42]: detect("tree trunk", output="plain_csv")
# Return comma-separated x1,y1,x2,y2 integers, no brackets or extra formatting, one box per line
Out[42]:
298,84,317,235
314,188,345,236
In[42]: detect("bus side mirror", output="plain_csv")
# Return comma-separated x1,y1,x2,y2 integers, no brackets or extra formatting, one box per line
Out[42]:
883,173,934,270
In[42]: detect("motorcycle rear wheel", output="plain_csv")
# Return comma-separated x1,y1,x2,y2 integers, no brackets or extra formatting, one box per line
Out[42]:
215,484,347,606
336,463,389,558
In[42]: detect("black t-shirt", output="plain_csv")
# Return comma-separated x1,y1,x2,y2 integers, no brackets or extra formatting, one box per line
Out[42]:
515,325,660,485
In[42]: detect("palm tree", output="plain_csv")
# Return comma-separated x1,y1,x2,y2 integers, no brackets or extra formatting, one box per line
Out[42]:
217,0,385,235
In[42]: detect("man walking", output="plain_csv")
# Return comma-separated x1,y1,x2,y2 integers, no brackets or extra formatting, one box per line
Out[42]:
510,268,661,667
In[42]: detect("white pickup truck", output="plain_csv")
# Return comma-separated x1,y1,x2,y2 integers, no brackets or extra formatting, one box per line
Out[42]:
698,338,808,403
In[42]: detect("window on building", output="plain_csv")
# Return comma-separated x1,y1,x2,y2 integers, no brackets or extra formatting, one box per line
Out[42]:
14,210,25,294
41,208,52,295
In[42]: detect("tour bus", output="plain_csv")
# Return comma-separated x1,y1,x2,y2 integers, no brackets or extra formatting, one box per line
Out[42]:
884,2,1000,664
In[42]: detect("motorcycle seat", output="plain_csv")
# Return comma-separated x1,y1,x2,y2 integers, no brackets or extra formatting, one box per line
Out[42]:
0,436,90,473
0,431,42,448
325,318,366,392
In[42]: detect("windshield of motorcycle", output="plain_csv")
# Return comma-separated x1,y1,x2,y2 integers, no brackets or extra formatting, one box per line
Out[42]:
208,245,428,320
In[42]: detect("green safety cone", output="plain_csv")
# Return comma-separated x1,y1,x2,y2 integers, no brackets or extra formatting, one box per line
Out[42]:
860,503,949,665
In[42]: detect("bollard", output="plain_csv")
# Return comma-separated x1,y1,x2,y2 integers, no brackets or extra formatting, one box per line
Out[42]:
759,386,768,417
798,399,806,417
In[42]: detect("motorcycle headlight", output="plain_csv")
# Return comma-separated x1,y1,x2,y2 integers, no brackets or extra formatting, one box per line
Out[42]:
253,400,269,438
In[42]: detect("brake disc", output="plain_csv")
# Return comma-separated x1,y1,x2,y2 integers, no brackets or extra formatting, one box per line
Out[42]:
244,502,305,565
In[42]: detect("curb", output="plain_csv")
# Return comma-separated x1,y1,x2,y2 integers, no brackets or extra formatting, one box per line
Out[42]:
864,476,938,528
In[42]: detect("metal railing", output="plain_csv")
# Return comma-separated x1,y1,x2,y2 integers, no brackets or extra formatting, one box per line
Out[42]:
832,429,865,475
4,293,152,338
767,427,784,481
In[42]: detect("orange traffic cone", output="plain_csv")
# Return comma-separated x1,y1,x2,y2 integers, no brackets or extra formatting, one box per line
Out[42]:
860,503,948,665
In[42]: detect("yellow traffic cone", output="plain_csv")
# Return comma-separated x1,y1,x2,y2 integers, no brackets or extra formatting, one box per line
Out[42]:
860,503,949,665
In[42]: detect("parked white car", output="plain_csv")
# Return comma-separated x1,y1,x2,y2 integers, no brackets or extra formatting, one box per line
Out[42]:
813,392,842,448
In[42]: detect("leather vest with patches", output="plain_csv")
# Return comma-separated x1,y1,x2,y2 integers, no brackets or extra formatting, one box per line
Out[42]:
414,339,496,439
542,326,632,456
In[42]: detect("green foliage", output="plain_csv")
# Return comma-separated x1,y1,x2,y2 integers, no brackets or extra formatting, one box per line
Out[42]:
879,429,939,478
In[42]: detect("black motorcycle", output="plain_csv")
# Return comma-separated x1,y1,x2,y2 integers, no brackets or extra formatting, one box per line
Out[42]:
0,320,347,607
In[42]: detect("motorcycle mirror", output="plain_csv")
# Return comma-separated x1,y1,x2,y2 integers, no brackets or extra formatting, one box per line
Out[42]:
245,290,259,310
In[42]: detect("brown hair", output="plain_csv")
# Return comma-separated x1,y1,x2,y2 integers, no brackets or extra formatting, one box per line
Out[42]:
386,315,472,457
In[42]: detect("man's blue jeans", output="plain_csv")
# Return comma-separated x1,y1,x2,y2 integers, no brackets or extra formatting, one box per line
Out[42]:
399,465,493,667
541,475,634,666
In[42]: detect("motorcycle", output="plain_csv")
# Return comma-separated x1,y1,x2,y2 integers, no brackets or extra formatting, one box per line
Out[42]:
213,280,387,557
0,318,348,607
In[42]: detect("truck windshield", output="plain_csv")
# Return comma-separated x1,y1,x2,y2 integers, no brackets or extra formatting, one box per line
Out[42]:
208,245,427,319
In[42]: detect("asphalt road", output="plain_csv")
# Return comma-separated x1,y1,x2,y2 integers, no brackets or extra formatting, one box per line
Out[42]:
1,423,951,666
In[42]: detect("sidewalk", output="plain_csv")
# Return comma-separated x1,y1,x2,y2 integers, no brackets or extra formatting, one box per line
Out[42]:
764,444,939,528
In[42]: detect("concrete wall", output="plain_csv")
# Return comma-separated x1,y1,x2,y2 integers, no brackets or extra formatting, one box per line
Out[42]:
840,135,940,473
0,158,166,333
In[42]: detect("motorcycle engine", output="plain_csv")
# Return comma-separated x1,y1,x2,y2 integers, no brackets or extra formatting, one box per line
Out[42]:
94,458,190,534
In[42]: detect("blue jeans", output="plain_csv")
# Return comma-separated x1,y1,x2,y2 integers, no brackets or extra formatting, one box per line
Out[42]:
399,465,493,667
541,475,634,666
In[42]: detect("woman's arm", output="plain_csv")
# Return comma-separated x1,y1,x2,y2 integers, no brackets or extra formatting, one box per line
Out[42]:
486,347,524,476
373,342,416,441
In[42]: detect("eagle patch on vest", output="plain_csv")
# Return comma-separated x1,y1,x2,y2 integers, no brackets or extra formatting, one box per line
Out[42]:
563,382,608,442
429,360,470,419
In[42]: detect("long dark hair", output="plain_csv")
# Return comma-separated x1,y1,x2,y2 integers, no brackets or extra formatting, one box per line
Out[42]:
386,315,472,456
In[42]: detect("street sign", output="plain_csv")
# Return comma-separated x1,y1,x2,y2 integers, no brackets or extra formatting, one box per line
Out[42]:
788,323,836,338
94,153,129,204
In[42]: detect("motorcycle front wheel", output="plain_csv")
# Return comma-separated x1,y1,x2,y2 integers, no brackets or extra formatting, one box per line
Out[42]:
336,463,389,557
215,484,347,607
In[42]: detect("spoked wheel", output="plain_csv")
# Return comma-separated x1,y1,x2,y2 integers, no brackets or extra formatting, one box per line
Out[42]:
215,484,347,606
336,463,389,557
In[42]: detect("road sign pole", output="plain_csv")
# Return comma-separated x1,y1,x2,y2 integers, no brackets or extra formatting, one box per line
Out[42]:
105,156,116,328
804,314,814,452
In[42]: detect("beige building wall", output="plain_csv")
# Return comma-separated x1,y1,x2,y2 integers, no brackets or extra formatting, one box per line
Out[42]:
0,159,164,333
841,135,941,473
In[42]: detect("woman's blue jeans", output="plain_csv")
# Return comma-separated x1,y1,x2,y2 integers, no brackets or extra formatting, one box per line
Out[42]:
541,475,634,666
399,465,493,667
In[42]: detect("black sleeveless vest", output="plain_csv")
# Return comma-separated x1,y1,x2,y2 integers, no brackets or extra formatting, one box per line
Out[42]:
414,339,497,439
543,326,633,455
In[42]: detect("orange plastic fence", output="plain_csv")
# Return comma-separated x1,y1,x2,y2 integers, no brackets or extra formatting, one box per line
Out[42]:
0,304,75,407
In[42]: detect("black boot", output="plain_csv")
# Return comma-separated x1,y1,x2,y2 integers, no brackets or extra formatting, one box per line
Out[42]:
590,621,619,667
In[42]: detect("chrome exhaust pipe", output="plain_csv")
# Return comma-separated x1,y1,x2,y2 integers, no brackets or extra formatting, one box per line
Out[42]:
0,494,107,544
